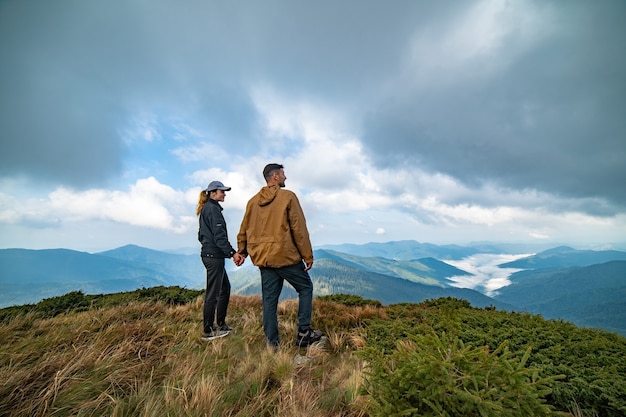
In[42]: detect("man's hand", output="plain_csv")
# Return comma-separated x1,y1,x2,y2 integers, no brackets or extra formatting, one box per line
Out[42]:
304,261,313,271
233,252,245,266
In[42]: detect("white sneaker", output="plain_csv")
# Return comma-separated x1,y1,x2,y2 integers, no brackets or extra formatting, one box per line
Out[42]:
201,328,230,341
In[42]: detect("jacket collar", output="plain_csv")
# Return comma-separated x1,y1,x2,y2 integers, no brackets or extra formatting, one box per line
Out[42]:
208,198,223,210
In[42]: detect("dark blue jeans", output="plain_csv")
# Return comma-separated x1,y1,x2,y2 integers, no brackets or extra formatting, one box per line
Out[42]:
260,262,313,346
202,256,231,333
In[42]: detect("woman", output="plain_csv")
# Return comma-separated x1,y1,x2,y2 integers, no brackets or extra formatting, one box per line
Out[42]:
196,180,243,341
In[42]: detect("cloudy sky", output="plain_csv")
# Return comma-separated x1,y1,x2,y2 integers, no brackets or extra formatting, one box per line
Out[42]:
1,0,625,253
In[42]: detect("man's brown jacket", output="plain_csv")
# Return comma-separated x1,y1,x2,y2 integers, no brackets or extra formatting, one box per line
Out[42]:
237,185,313,268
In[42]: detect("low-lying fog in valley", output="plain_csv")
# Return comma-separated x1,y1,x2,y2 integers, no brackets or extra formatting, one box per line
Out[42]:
445,253,530,296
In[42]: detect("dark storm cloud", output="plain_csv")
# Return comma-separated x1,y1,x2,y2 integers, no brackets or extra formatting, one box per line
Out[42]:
1,0,624,213
360,1,626,211
0,3,124,186
0,0,462,186
0,0,260,187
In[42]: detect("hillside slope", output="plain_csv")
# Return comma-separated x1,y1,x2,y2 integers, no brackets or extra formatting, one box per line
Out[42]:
493,261,626,335
3,243,626,338
97,244,206,285
317,240,482,260
499,246,626,269
234,258,512,309
314,249,469,286
0,248,202,308
1,289,625,417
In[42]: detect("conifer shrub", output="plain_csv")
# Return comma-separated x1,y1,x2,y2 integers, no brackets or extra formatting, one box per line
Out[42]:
0,286,204,322
134,286,203,305
36,290,90,317
360,332,562,417
318,294,382,307
362,297,626,417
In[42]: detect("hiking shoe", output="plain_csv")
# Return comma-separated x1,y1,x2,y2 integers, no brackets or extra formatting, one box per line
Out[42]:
295,329,323,347
219,323,233,332
201,328,230,341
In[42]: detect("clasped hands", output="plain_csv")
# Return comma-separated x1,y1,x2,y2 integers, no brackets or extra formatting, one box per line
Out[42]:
232,252,245,267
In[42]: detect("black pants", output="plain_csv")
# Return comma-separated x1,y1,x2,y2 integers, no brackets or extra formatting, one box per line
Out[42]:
260,262,313,345
201,256,231,333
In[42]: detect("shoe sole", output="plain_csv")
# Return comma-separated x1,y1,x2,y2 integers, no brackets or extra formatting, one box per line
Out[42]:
201,331,230,341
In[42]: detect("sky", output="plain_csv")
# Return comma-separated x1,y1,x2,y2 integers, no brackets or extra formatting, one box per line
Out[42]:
1,0,625,254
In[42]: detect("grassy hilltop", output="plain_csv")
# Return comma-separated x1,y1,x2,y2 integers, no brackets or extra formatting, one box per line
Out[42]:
1,287,625,417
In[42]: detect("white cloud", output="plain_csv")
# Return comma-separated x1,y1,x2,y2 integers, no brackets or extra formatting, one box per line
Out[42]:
172,142,230,163
402,0,553,89
188,165,264,212
529,231,550,240
420,197,522,226
0,192,46,225
17,177,195,233
122,112,163,144
250,85,372,190
1,1,625,252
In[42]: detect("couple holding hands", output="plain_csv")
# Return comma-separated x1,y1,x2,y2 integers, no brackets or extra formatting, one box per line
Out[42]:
196,163,322,349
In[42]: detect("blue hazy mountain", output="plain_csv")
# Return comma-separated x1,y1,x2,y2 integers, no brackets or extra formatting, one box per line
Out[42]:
229,248,474,300
498,246,626,269
317,240,482,260
493,261,626,335
0,246,204,308
316,239,560,260
313,249,470,286
2,242,625,336
97,244,206,285
233,257,513,309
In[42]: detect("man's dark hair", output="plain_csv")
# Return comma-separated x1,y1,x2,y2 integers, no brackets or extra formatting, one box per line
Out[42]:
263,163,284,181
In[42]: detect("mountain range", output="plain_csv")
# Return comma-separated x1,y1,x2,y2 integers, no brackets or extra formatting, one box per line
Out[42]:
1,241,624,335
234,250,513,310
498,245,626,268
494,260,626,335
0,246,205,308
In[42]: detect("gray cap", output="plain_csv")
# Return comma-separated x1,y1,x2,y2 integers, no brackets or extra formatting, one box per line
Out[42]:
206,180,231,192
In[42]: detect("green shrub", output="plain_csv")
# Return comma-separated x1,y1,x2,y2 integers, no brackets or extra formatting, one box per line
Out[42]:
362,297,626,416
37,290,90,317
0,286,204,322
135,286,203,305
318,293,382,307
361,332,562,417
422,297,473,310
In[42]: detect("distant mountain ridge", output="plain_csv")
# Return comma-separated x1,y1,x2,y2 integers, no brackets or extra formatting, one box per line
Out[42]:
318,240,483,260
0,246,204,308
317,240,565,260
98,244,206,283
494,261,626,335
313,249,469,287
2,241,625,336
233,257,513,309
499,245,626,269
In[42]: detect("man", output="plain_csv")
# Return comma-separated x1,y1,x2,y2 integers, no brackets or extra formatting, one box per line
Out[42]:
237,163,323,348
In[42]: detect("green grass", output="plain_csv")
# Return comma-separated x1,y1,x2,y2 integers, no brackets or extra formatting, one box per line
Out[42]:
1,289,625,416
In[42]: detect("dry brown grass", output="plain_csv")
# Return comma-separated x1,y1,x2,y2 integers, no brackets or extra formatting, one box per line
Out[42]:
0,295,376,417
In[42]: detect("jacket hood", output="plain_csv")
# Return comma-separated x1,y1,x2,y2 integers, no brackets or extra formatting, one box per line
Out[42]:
258,185,280,206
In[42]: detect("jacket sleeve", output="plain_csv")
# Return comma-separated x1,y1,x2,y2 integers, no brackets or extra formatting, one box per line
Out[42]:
210,205,236,257
287,193,314,264
236,201,251,256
